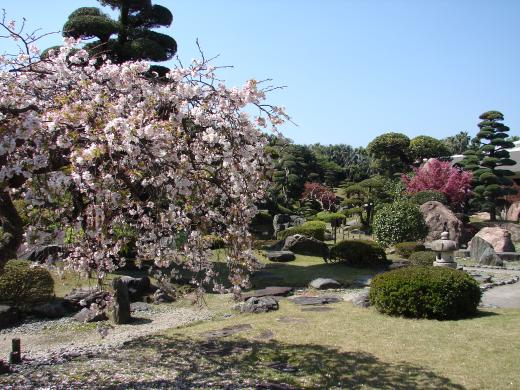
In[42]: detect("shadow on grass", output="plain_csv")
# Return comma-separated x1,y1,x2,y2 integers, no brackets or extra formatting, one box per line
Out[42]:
91,335,465,389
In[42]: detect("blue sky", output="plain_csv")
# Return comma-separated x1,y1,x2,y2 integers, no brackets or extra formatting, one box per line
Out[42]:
1,0,519,147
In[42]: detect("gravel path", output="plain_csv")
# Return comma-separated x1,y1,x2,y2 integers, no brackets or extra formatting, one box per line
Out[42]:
0,304,213,362
464,267,520,309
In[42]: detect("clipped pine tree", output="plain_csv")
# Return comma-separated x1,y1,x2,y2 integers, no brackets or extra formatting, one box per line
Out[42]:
458,111,517,221
60,0,176,75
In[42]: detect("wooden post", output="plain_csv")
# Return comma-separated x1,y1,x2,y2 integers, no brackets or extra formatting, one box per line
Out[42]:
9,338,21,364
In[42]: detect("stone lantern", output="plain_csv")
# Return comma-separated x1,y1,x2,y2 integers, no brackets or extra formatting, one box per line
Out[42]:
430,231,458,269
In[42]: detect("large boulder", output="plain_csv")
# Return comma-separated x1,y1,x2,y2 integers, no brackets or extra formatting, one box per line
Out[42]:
266,251,295,262
73,307,108,323
474,227,516,252
282,234,330,258
469,236,504,266
0,305,20,329
507,201,520,222
273,214,305,237
419,201,463,244
242,286,292,300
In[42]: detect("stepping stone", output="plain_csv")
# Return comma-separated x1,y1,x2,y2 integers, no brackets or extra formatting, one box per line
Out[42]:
290,296,342,306
253,329,275,341
309,278,341,290
266,251,295,262
276,316,306,324
267,361,299,373
200,324,252,339
242,286,292,300
301,306,334,312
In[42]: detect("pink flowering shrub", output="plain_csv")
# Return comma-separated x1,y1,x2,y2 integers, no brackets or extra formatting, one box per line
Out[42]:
401,159,472,208
0,22,288,294
301,182,337,211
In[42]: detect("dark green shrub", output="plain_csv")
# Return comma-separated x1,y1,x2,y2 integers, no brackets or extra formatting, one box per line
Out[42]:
369,267,481,320
409,190,447,205
329,240,389,268
3,259,31,272
373,201,428,247
394,242,426,259
0,262,54,308
315,211,346,224
277,221,326,241
409,251,436,267
251,211,273,226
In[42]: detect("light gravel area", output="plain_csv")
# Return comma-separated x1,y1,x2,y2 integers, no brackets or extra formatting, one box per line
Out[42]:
1,304,213,363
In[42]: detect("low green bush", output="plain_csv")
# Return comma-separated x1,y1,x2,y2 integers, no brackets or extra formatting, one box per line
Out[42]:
408,190,447,205
315,211,346,224
329,240,389,268
0,260,54,308
277,221,326,241
373,200,428,247
3,259,31,272
409,251,436,267
369,267,481,320
394,242,426,259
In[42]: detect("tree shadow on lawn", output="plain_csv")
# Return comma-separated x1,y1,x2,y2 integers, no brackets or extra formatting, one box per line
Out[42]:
93,335,464,389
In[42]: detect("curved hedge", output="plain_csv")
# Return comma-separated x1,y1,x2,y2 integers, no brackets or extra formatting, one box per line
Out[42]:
329,240,389,268
409,251,436,267
369,267,481,320
277,221,326,241
373,201,428,247
409,190,447,206
0,260,55,308
394,242,425,259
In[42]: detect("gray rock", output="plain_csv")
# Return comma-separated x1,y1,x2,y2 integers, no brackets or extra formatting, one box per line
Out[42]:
273,214,305,237
350,289,371,308
31,301,67,319
479,247,504,267
120,276,151,301
283,234,329,258
152,289,174,304
266,239,286,251
470,236,504,266
108,277,131,324
309,278,341,290
506,201,520,221
291,296,342,305
0,305,20,329
63,288,109,311
420,201,463,244
353,275,373,287
242,286,292,300
240,296,279,313
266,251,295,262
73,307,108,323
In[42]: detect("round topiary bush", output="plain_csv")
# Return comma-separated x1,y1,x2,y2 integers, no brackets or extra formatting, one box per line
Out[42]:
409,190,447,206
277,221,326,241
369,267,481,320
409,250,436,267
373,201,428,247
394,242,426,259
0,261,54,308
329,240,389,268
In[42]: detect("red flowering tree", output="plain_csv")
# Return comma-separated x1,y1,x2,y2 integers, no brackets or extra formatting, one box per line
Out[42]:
301,182,337,211
401,159,472,209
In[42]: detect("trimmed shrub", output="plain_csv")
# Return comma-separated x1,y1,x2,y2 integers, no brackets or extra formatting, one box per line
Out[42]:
0,261,55,308
394,242,426,259
277,221,326,241
3,259,31,272
329,240,389,268
409,190,447,206
315,211,346,224
373,201,428,247
409,251,436,267
369,267,481,320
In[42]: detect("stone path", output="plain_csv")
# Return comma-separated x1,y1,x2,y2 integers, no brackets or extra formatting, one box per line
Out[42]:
466,267,520,309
